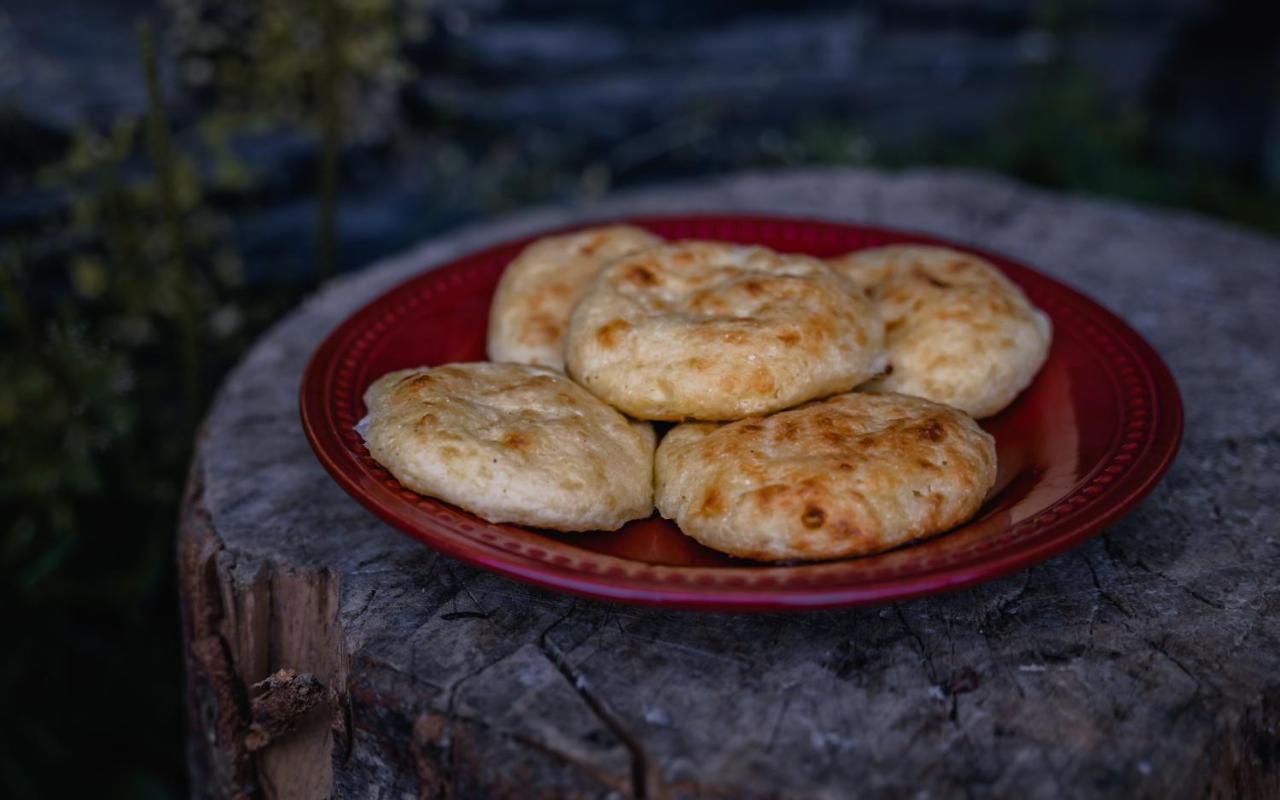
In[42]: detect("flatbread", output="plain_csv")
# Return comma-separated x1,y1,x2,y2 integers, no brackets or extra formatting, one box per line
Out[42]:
487,225,663,370
827,245,1051,418
361,363,655,531
655,391,996,561
564,241,885,421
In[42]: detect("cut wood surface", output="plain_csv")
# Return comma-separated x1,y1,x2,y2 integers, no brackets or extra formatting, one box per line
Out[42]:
179,168,1280,799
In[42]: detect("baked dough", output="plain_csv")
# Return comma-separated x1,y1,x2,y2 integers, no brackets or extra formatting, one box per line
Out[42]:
827,245,1051,417
361,363,655,531
654,391,996,561
565,241,885,421
487,225,663,370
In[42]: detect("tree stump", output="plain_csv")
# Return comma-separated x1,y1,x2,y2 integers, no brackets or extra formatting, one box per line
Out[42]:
179,168,1280,799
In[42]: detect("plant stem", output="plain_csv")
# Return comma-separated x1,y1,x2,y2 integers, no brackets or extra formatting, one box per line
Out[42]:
0,253,37,348
317,0,343,281
139,21,200,414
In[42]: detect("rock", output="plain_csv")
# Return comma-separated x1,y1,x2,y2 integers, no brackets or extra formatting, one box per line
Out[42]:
0,0,173,131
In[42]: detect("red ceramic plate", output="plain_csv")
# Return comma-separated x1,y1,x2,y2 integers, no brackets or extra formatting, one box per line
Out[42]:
301,215,1182,610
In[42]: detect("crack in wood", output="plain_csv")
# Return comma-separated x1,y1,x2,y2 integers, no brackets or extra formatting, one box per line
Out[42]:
181,171,1280,796
892,604,941,684
538,607,659,800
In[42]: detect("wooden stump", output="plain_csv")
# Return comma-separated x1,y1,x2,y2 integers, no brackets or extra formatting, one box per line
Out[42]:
179,168,1280,799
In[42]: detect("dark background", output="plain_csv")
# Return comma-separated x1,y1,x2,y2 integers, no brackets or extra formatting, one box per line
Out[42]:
1,0,1277,796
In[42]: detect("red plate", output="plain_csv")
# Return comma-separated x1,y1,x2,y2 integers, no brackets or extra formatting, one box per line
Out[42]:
301,215,1182,610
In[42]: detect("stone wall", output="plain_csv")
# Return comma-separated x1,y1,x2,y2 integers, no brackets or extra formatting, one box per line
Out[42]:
3,0,1276,276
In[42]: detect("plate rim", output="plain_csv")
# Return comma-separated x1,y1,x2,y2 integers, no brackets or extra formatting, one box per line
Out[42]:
300,213,1184,610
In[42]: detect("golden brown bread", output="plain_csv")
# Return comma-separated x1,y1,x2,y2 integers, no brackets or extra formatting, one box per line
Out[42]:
360,363,655,531
827,245,1051,418
564,241,886,421
487,225,663,370
654,392,996,561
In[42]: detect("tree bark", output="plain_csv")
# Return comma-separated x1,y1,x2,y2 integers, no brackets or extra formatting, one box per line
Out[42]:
179,168,1280,799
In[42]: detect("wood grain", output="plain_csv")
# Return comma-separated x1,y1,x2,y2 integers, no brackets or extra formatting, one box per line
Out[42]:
179,168,1280,798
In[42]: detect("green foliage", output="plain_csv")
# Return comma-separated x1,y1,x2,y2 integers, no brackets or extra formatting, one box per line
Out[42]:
168,0,431,155
909,67,1280,236
170,0,423,119
752,68,1280,238
2,3,1278,796
1,316,134,585
167,0,433,279
0,23,303,799
1,5,429,791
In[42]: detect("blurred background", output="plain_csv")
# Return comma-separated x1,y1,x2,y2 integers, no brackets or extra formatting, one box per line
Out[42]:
1,0,1276,795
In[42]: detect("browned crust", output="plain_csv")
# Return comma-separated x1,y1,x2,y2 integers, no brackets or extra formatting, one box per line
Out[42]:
655,392,996,561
